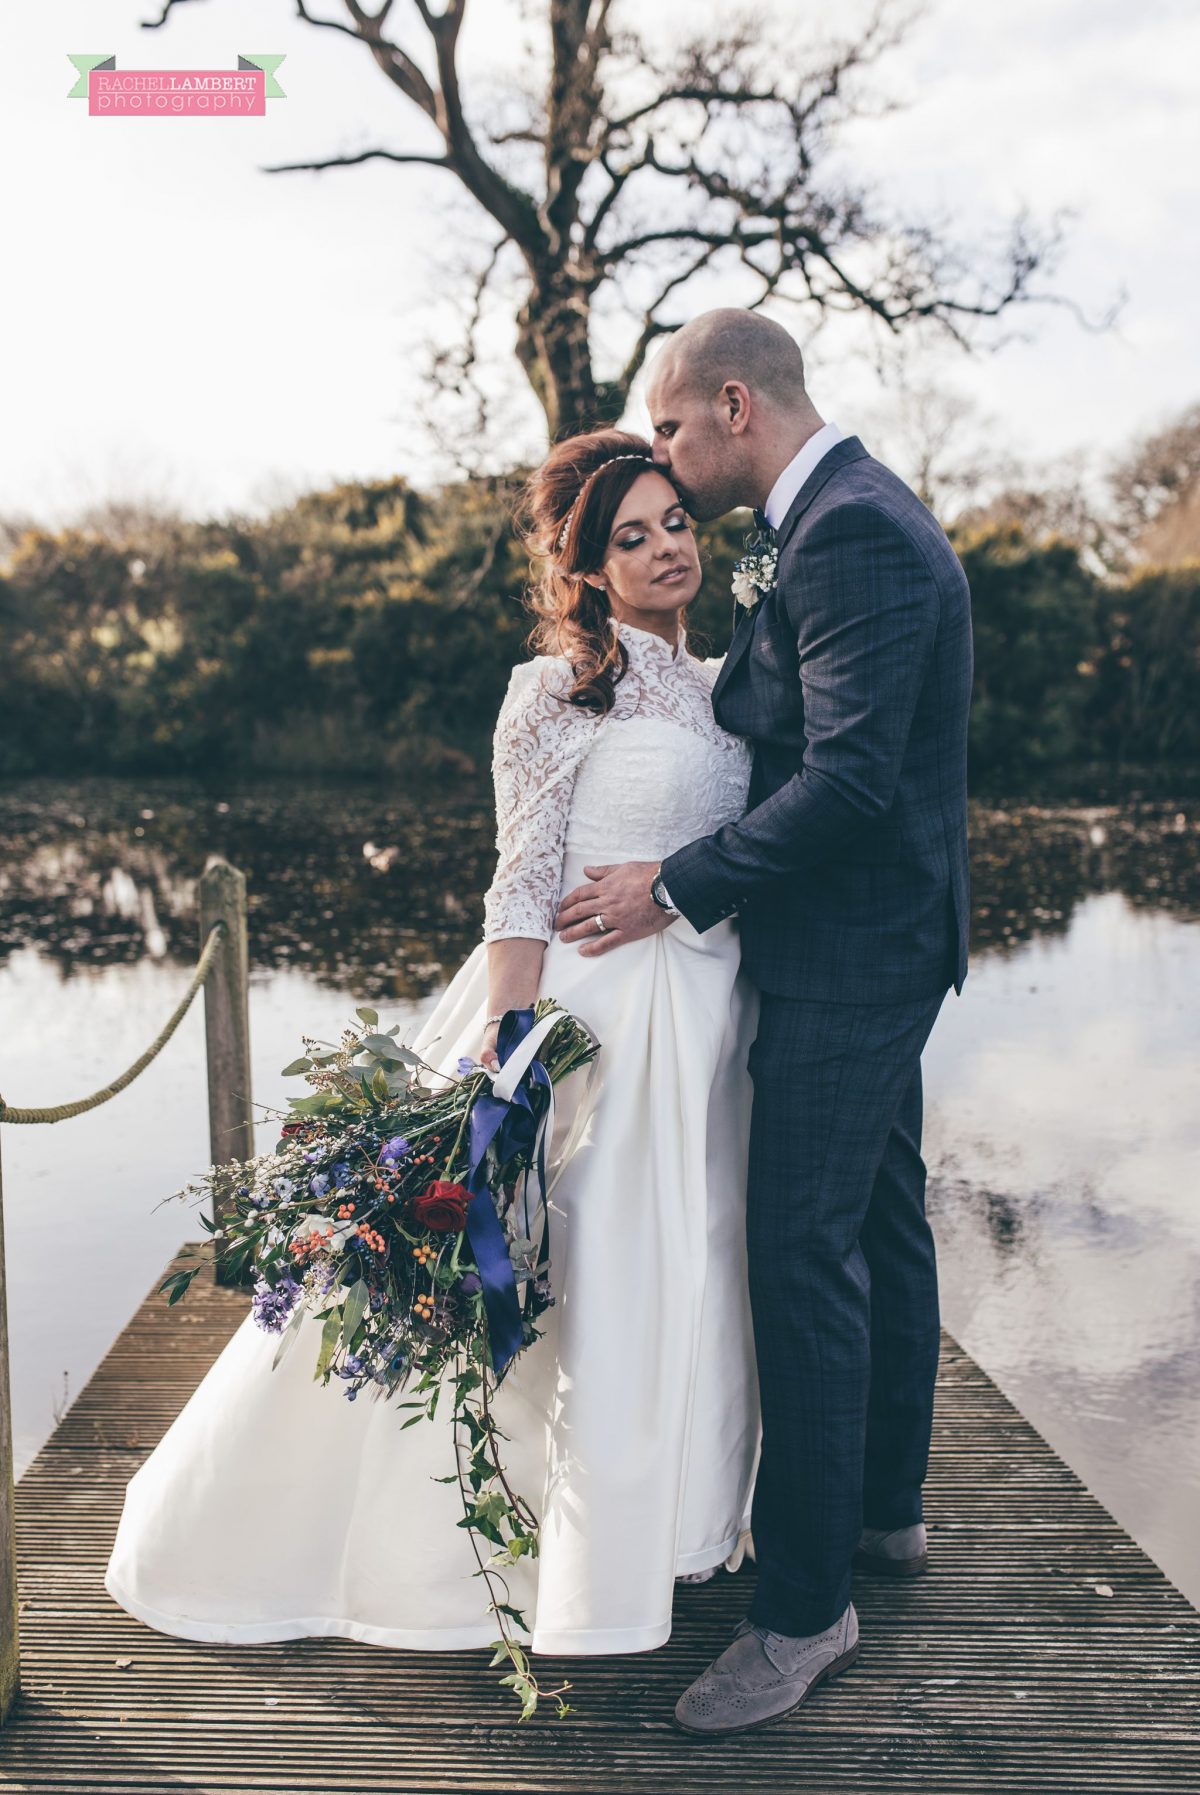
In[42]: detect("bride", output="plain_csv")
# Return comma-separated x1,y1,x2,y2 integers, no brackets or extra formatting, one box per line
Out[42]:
104,428,762,1657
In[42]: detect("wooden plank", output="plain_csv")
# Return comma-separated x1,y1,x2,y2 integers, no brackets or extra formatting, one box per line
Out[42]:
0,1244,1197,1794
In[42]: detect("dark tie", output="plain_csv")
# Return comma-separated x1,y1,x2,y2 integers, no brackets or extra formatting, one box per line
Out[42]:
746,507,776,551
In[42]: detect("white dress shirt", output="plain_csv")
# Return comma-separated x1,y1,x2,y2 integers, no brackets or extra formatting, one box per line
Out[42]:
763,420,845,530
656,421,847,916
649,427,846,919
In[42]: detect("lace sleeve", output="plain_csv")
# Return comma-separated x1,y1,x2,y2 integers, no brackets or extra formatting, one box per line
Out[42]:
482,656,596,944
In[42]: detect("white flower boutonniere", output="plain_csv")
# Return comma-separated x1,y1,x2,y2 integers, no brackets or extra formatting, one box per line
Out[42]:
731,544,778,611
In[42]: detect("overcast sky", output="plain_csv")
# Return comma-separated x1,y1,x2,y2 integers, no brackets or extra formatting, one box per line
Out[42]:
2,0,1196,525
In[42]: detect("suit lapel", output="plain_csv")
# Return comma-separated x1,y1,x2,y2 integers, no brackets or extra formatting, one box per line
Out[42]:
710,594,762,708
773,435,869,554
711,438,871,708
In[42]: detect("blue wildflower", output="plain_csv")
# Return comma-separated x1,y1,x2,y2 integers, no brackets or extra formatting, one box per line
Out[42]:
251,1274,302,1333
331,1161,353,1188
380,1135,410,1165
456,1056,477,1074
459,1271,482,1295
309,1172,331,1198
273,1176,296,1201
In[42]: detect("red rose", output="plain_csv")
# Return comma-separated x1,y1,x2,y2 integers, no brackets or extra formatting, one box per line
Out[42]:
412,1179,472,1234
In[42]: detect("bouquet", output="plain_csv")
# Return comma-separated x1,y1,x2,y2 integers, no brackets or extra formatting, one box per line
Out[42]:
163,998,598,1720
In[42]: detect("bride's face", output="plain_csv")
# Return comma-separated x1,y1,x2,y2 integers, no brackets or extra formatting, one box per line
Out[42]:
591,469,701,624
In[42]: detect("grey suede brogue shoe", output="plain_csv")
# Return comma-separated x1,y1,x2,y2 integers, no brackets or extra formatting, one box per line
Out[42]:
674,1604,859,1736
854,1521,928,1577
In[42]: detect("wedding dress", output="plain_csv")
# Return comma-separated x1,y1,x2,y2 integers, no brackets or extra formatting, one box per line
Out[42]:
104,617,762,1655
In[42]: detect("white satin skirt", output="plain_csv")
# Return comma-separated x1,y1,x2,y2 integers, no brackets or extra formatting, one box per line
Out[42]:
104,851,762,1655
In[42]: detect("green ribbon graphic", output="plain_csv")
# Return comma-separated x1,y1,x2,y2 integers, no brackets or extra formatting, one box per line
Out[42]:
238,54,287,98
67,55,115,99
68,53,287,100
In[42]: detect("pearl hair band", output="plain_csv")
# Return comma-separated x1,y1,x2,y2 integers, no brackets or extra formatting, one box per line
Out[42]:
555,453,653,553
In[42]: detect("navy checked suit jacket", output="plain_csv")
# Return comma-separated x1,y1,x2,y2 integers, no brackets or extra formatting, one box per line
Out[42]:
661,436,973,1005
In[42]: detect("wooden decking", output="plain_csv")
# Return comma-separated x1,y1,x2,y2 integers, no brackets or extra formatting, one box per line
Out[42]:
3,1245,1198,1793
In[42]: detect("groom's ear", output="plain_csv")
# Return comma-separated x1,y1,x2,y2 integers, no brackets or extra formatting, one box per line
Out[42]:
722,381,752,435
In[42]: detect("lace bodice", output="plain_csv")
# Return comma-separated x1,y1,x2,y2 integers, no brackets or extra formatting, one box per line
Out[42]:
483,619,752,942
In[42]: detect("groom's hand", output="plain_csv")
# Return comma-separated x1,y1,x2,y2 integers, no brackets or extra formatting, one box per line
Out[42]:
555,861,671,956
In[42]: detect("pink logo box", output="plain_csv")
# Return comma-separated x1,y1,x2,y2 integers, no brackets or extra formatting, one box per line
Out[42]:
67,54,286,118
91,69,263,116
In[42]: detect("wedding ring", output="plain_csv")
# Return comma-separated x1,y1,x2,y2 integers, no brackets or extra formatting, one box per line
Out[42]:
593,913,608,934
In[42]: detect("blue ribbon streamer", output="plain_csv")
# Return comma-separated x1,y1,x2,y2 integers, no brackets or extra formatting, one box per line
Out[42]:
465,1008,552,1377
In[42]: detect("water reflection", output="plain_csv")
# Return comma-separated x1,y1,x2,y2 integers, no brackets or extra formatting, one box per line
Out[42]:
924,894,1200,1604
2,778,1196,993
0,780,1197,1608
0,776,498,996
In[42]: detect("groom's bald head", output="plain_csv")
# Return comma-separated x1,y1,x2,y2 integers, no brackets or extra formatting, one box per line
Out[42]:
645,308,822,521
652,308,810,412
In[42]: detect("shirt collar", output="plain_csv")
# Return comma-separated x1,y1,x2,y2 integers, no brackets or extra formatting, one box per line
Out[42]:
763,420,845,531
611,615,686,669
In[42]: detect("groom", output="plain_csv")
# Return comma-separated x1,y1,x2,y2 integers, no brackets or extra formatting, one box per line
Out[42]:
553,306,973,1735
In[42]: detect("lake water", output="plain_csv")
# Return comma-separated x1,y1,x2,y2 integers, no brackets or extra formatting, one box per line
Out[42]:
1,777,1197,1604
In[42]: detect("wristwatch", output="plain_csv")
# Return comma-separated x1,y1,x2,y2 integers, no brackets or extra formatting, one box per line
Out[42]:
650,871,679,916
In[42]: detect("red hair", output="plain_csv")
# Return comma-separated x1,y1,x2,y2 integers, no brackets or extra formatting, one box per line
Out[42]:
517,428,684,714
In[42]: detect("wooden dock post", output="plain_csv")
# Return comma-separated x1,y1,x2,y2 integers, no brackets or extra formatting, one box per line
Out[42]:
198,857,254,1286
0,1142,18,1726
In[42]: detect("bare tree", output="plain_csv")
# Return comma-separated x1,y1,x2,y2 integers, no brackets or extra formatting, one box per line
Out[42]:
956,461,1112,573
144,0,1074,446
1109,403,1200,558
860,373,1023,521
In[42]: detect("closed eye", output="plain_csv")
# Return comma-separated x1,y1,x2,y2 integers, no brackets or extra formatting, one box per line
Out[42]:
615,517,690,551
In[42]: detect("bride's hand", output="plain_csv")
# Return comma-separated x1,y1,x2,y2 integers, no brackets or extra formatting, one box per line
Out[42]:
480,1019,501,1071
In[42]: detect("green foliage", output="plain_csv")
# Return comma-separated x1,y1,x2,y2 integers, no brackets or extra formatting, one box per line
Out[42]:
954,525,1102,787
2,480,1197,790
1087,565,1200,768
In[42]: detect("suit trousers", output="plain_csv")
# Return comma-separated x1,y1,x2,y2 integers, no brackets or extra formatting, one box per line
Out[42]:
744,984,948,1637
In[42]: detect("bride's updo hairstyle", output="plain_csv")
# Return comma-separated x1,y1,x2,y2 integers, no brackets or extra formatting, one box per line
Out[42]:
519,428,682,715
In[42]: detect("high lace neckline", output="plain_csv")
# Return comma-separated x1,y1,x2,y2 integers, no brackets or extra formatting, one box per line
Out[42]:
611,615,686,670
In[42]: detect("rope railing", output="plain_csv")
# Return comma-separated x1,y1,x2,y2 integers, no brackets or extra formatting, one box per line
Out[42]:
0,855,255,1729
0,919,229,1126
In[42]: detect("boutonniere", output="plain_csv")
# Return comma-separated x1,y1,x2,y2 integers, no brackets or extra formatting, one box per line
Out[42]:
731,542,778,611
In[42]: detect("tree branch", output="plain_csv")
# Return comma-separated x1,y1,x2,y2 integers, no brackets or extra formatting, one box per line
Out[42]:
609,240,724,401
398,0,547,259
140,0,203,24
262,148,452,174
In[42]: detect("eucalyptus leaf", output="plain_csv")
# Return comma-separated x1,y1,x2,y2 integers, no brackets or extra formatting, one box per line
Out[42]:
362,1034,420,1065
280,1057,312,1077
356,1006,379,1027
314,1306,342,1380
288,1092,340,1116
342,1277,369,1342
